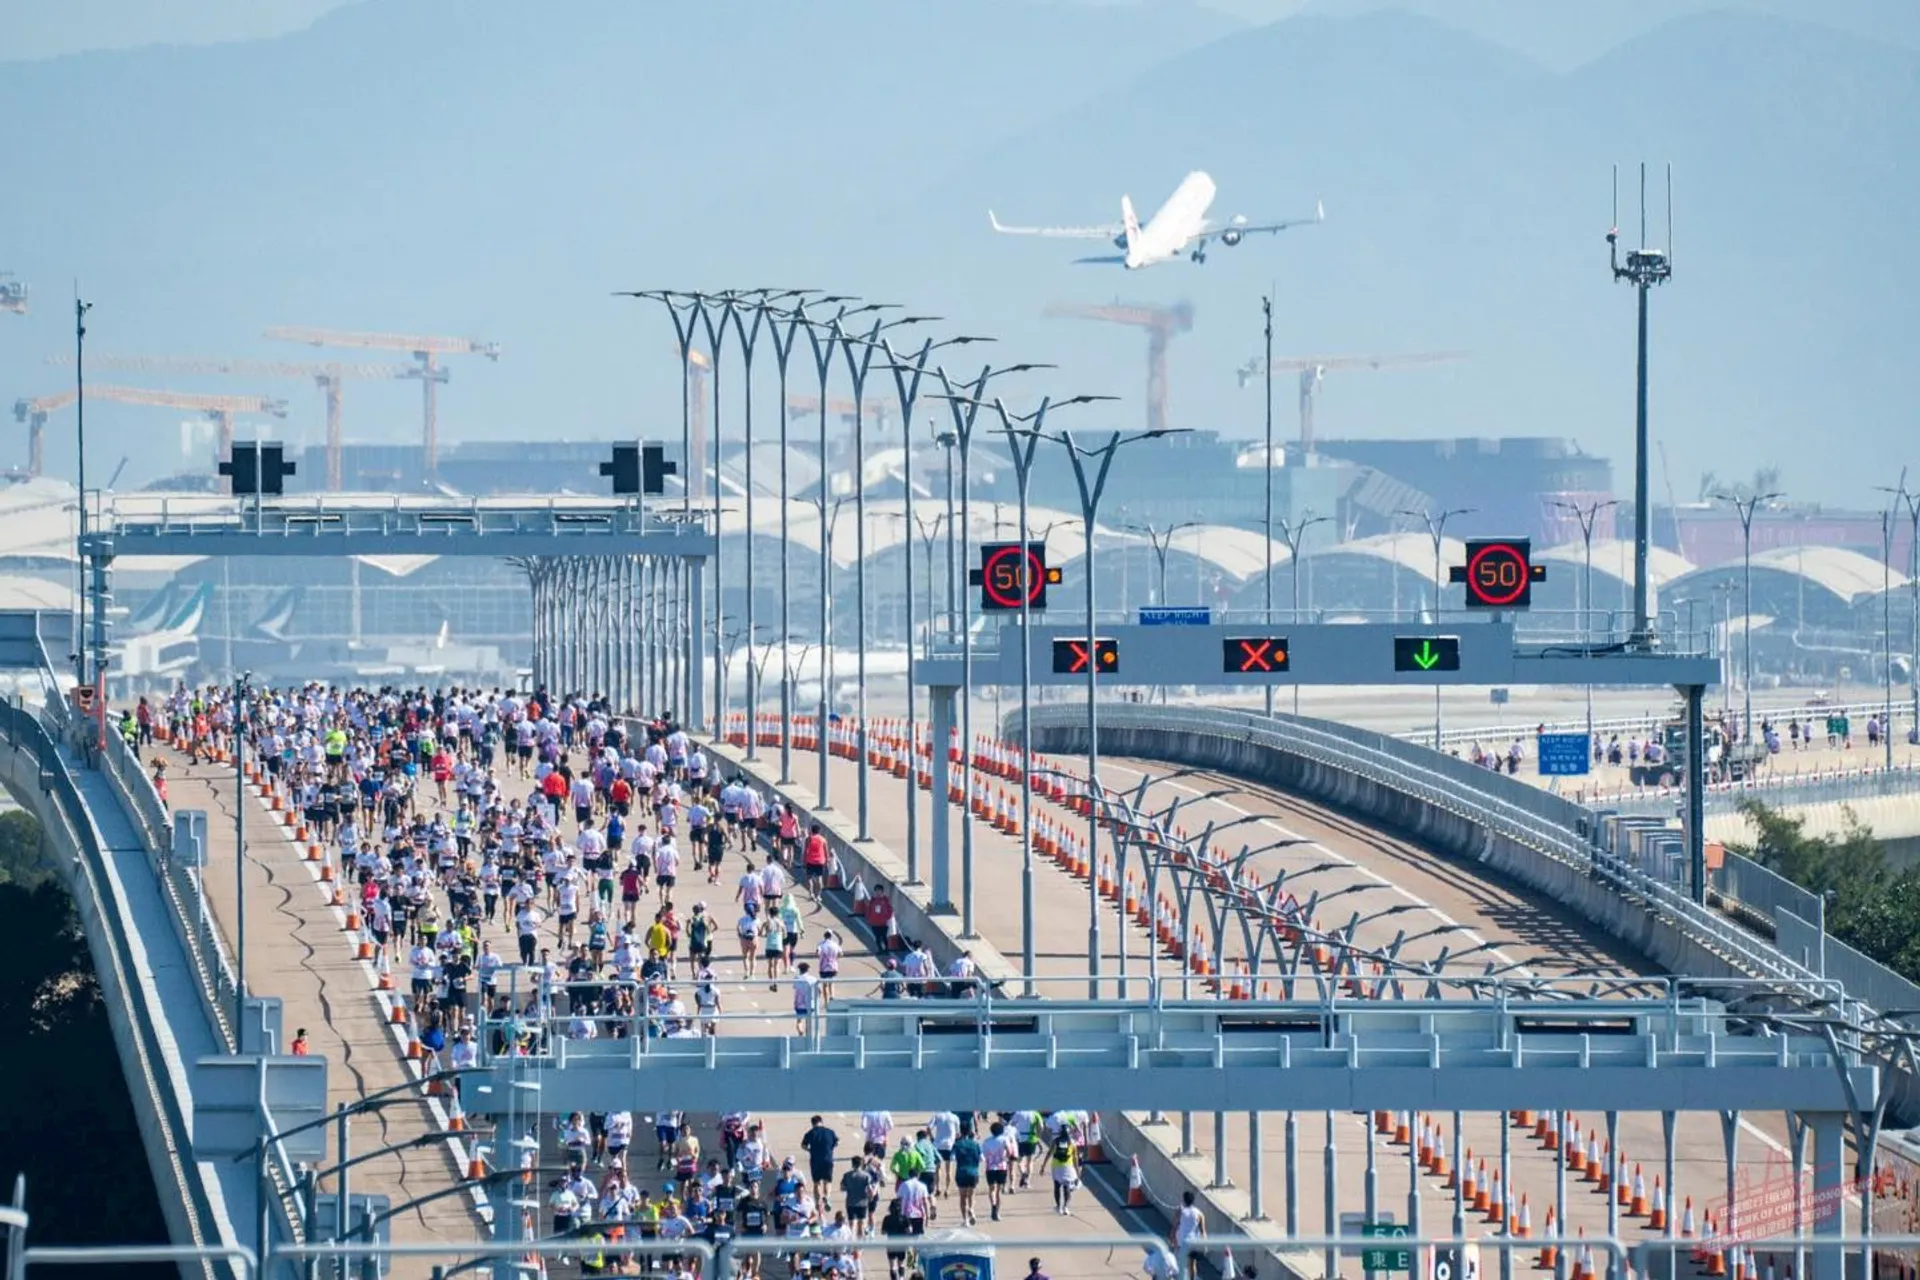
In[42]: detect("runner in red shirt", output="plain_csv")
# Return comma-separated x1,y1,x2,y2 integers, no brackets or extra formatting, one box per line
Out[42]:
802,824,831,903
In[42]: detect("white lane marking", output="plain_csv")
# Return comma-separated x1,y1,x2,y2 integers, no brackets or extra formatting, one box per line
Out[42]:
1093,759,1521,972
1094,759,1800,1166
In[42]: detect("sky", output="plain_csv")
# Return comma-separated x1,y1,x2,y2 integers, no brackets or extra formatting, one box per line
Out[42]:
1,0,1912,508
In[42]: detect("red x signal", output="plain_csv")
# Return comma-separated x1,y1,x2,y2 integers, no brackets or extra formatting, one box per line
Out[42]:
1222,636,1291,674
1052,637,1118,675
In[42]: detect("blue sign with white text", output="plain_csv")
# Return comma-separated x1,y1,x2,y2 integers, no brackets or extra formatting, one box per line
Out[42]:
1537,733,1592,776
1138,606,1212,627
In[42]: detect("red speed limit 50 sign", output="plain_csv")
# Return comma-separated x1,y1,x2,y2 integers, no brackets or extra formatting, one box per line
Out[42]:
1448,538,1545,609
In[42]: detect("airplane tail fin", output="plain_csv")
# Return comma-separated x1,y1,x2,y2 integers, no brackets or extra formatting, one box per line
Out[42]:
1120,194,1141,256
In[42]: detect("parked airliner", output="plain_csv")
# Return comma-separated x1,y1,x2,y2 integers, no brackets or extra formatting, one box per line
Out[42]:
989,171,1322,268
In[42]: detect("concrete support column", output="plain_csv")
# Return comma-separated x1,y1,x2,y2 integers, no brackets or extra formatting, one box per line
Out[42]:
1451,1110,1465,1239
1247,1111,1265,1222
1499,1110,1513,1280
686,556,706,734
928,683,957,913
1554,1111,1567,1280
1213,1111,1230,1189
1286,1110,1300,1235
1807,1111,1845,1280
1324,1112,1339,1280
1605,1111,1620,1246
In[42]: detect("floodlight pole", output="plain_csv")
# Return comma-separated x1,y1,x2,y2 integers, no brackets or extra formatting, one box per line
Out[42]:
1877,478,1918,754
1607,162,1674,649
1262,292,1277,717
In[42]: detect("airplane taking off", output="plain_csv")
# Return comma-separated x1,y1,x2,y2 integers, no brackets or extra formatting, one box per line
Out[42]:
988,171,1322,268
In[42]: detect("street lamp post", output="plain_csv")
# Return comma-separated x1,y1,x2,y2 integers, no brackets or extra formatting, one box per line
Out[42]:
1398,506,1474,751
1124,516,1203,706
839,311,937,841
1877,478,1919,753
874,333,996,884
617,288,712,719
725,289,811,760
763,294,854,783
1261,292,1278,718
955,393,1114,995
1713,490,1782,746
927,362,1052,933
1274,511,1331,714
1039,426,1184,999
1553,497,1619,745
798,302,889,806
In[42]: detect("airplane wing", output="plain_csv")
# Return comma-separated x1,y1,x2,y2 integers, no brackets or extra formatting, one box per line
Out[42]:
988,210,1123,240
1193,200,1326,248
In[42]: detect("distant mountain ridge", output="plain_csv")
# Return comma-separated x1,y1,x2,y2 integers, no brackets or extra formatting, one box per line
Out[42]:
0,2,1912,502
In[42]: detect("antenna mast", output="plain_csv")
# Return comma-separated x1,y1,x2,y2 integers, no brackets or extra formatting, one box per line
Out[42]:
1606,161,1674,649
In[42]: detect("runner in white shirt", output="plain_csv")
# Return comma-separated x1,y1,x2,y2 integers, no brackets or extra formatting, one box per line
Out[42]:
859,1110,893,1158
926,1110,960,1196
981,1120,1017,1222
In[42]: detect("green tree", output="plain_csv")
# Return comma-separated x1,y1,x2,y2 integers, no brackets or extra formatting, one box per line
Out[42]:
1729,799,1920,983
0,808,52,889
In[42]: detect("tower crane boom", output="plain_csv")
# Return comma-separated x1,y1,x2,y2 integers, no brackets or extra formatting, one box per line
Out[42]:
47,354,412,490
1234,349,1467,455
14,385,286,478
265,326,500,473
1044,299,1194,433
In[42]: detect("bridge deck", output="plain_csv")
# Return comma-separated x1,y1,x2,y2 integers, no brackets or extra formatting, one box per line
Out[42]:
718,734,1828,1276
162,750,484,1278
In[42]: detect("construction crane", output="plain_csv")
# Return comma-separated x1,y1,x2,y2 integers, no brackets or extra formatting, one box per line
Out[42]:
46,354,410,490
1235,350,1466,457
1044,299,1194,434
264,327,500,474
0,274,25,315
783,395,900,425
13,385,288,478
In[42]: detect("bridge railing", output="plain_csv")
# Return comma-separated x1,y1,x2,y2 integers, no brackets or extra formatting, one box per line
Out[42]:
0,699,228,1278
93,717,241,1053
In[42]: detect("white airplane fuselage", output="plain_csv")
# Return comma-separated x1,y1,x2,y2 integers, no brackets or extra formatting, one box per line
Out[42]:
1126,171,1218,269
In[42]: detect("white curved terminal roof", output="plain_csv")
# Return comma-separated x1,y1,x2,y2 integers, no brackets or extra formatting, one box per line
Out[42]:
0,575,74,611
1536,538,1694,590
1746,545,1906,603
1305,531,1467,584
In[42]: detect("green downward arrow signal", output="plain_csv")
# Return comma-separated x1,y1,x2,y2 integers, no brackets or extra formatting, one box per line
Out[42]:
1412,640,1441,670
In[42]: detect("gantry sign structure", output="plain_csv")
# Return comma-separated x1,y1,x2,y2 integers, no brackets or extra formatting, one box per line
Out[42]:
916,533,1724,924
75,442,710,720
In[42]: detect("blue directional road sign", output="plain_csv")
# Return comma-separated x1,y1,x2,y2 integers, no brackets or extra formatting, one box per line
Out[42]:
1537,732,1593,776
1138,606,1211,626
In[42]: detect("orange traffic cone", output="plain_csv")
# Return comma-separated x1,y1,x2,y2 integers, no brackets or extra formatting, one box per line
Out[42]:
1127,1156,1148,1208
1513,1193,1530,1238
376,956,394,990
1628,1164,1648,1216
389,997,409,1024
1681,1196,1697,1238
466,1153,487,1180
1648,1177,1667,1231
1085,1114,1108,1164
1538,1207,1558,1270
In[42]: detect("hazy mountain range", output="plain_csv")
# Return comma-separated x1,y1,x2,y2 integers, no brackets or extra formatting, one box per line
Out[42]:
1,0,1913,505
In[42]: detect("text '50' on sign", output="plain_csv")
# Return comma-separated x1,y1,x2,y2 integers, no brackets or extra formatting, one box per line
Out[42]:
1051,637,1118,675
1448,538,1546,609
970,542,1062,612
1222,636,1290,673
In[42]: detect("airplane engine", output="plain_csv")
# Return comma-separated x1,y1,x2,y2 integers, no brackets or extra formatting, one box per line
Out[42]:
1221,229,1243,247
1112,233,1129,250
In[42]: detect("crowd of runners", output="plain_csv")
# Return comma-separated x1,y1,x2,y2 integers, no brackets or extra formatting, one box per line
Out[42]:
148,682,1113,1277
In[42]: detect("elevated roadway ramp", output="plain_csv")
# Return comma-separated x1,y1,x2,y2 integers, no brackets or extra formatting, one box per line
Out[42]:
707,723,1855,1280
0,705,244,1275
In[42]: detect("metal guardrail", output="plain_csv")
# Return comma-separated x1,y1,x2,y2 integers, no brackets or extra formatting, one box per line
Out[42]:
1600,763,1920,819
0,700,227,1279
95,726,241,1051
1406,698,1916,753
